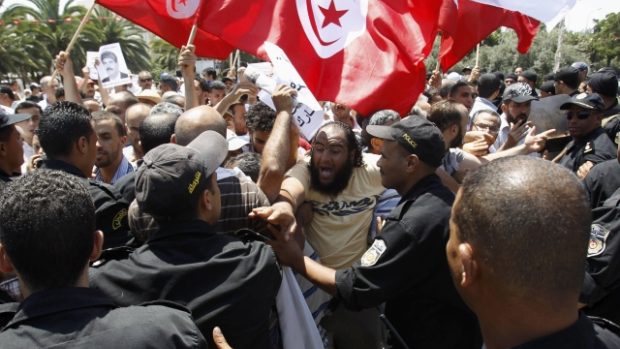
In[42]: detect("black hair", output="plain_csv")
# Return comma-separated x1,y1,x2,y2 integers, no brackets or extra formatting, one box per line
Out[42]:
0,170,95,291
477,73,501,99
454,157,590,299
225,152,261,183
448,80,471,98
37,101,93,157
312,121,363,168
100,51,118,62
246,102,276,132
139,113,178,154
14,101,42,115
209,81,226,92
427,100,465,132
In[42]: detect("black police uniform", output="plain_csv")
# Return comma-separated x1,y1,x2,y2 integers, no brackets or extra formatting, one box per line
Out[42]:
584,159,620,209
37,158,131,249
559,128,617,173
480,314,620,349
0,169,11,184
335,174,481,349
91,219,282,349
602,101,620,146
581,187,620,325
0,287,207,348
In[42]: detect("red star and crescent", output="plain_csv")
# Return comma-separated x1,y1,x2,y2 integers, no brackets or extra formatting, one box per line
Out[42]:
319,0,348,28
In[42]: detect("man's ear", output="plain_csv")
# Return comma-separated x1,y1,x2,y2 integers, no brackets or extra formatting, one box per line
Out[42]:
77,135,90,155
370,138,383,153
500,103,508,114
120,135,128,145
89,230,104,262
406,154,420,173
0,244,15,274
170,133,177,144
457,243,477,288
200,188,213,212
0,141,7,156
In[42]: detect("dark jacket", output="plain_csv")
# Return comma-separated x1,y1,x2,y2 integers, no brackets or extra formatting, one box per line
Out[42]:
91,219,282,349
335,174,481,349
559,128,617,173
0,287,207,348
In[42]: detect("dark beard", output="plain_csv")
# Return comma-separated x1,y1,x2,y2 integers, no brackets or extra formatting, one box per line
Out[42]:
309,157,354,197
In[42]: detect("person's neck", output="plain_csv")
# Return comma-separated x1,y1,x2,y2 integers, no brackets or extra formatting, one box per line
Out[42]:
99,155,123,183
477,297,579,349
52,155,89,178
602,96,617,111
397,169,434,197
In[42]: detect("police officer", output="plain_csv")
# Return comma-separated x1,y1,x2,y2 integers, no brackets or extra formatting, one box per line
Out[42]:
581,185,620,325
0,170,207,348
257,116,481,349
35,101,130,248
91,131,282,349
0,110,29,186
555,93,617,178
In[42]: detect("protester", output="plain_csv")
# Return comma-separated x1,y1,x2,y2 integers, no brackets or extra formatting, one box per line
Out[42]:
0,110,29,185
123,103,151,162
555,66,581,96
588,71,620,146
92,111,134,185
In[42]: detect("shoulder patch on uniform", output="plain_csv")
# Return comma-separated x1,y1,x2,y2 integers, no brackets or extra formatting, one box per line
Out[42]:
584,141,594,154
588,224,610,257
361,239,387,267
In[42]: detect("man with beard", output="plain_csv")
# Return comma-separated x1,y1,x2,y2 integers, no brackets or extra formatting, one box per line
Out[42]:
261,120,385,349
494,82,537,151
92,111,134,185
256,116,481,349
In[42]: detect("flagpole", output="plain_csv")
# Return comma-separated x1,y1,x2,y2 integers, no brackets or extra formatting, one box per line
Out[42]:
51,2,96,81
475,43,480,67
435,32,442,73
187,24,198,46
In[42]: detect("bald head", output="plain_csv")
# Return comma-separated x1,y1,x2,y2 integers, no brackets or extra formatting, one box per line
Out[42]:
174,105,227,146
453,156,590,300
107,91,139,123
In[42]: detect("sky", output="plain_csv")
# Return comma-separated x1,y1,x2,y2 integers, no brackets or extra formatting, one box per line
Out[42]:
2,0,620,32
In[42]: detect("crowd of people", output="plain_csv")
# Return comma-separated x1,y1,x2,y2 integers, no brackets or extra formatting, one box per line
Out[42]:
0,42,620,349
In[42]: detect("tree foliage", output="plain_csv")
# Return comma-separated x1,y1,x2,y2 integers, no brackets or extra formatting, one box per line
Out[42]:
590,12,620,67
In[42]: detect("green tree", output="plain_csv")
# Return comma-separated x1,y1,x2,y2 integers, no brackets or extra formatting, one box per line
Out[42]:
590,12,620,67
149,37,179,74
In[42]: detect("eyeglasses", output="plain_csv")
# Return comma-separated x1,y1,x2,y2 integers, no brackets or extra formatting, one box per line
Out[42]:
140,78,153,82
473,123,500,134
566,111,591,120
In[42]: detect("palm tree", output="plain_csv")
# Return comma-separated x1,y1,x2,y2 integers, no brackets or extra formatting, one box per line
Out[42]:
150,37,179,74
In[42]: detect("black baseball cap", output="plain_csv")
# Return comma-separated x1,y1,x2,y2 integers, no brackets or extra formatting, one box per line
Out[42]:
135,131,227,217
366,115,446,167
560,93,605,112
0,109,30,129
502,82,538,103
554,67,580,87
587,71,618,98
521,70,538,83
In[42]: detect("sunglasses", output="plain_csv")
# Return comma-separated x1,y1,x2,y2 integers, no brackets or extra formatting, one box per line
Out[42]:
566,111,591,120
140,78,153,82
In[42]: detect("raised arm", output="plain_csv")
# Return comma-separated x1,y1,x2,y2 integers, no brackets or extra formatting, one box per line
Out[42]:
55,51,82,105
179,44,198,109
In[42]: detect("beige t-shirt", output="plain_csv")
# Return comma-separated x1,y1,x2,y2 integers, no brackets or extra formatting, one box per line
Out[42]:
287,153,384,269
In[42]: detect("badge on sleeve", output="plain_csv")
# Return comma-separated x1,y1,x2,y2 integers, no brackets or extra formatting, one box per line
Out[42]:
584,141,594,154
588,224,610,257
361,240,387,267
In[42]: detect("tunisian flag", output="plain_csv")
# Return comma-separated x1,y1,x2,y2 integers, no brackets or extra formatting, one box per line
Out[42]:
438,0,540,71
95,0,233,59
199,0,443,116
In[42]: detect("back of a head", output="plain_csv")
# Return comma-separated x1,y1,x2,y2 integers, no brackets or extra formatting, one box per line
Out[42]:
0,170,95,291
140,113,178,154
108,91,139,109
246,102,276,133
587,71,619,98
174,105,227,145
226,152,261,182
150,102,183,118
477,73,501,99
428,100,466,132
37,101,93,158
454,156,590,301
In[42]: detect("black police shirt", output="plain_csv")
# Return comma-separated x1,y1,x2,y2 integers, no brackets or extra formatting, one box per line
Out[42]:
335,174,481,349
559,128,617,173
584,159,620,209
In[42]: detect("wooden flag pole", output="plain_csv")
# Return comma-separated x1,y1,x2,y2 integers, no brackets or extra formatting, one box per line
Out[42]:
475,43,480,67
51,2,96,81
187,24,198,46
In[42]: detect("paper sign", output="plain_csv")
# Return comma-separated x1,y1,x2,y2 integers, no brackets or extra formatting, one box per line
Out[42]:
96,43,132,89
262,42,324,140
86,51,99,81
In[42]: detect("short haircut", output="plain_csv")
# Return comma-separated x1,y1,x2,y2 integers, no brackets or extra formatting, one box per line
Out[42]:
427,100,465,132
448,81,471,98
454,157,590,299
0,125,14,142
150,102,183,118
361,109,400,147
477,73,501,99
0,170,95,291
246,102,276,133
37,101,93,157
471,109,500,124
203,67,217,80
139,113,178,154
92,111,126,137
100,51,118,62
225,152,261,182
14,100,42,114
109,91,139,110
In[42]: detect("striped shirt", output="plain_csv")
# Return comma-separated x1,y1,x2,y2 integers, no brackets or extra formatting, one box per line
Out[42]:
95,156,134,185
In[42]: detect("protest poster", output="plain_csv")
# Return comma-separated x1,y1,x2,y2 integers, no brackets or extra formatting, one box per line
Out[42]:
96,43,132,89
86,51,99,81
